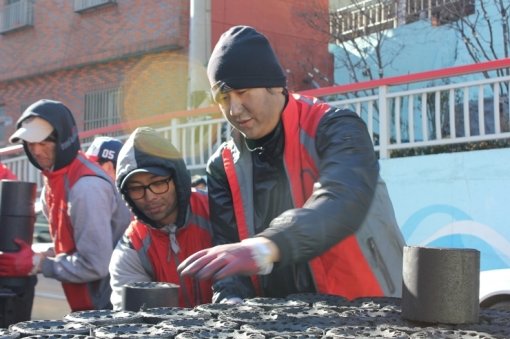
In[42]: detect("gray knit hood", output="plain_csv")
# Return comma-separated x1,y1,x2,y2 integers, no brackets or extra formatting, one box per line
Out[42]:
116,127,191,229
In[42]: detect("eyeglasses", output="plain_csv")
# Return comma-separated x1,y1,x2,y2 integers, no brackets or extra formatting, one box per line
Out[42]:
124,177,172,200
211,81,233,103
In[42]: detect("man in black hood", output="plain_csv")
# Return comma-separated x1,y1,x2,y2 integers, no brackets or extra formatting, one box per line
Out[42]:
0,99,131,311
109,127,213,309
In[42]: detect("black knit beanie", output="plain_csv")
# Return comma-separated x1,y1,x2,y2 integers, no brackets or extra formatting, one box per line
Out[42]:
207,25,287,92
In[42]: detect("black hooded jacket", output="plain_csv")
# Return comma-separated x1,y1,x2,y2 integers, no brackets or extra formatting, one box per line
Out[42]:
13,99,131,311
16,99,80,171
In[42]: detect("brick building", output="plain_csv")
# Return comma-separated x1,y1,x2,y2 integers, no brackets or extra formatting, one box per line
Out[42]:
210,0,333,92
0,0,331,147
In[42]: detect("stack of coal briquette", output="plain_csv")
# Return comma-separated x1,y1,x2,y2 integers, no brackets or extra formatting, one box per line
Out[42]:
1,293,509,338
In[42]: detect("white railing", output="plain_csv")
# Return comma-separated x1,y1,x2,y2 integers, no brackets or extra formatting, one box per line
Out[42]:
0,115,227,192
302,58,510,158
0,0,33,34
1,58,510,191
159,117,228,171
325,75,510,158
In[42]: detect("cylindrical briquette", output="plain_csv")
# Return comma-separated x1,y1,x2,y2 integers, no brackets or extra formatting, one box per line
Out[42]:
401,246,480,324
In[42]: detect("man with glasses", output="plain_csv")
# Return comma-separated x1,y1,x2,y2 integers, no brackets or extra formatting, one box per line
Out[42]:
0,99,131,311
109,127,213,309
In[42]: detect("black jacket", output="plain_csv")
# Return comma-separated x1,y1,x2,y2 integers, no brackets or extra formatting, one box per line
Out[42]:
206,93,385,301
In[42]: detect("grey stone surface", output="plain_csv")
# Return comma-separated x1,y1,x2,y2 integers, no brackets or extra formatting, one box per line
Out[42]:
401,246,480,324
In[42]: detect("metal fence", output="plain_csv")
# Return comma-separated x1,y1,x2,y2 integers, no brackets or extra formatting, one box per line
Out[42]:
1,58,509,192
326,73,510,158
0,115,228,192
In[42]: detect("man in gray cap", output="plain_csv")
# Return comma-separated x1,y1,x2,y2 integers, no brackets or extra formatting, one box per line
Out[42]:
0,99,131,311
179,25,405,303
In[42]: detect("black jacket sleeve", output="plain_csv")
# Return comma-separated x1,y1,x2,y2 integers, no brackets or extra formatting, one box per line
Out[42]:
259,108,380,267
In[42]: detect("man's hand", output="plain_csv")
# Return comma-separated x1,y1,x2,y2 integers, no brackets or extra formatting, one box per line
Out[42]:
178,237,277,281
0,238,44,277
220,297,244,304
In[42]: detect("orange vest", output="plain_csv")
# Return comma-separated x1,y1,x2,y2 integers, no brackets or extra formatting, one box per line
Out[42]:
223,94,384,300
127,191,213,307
44,152,112,310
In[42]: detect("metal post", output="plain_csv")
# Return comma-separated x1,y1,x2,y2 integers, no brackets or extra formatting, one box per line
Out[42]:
187,0,211,110
378,85,390,159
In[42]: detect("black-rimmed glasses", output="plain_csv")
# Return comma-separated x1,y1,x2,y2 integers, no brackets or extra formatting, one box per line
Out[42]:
124,177,172,200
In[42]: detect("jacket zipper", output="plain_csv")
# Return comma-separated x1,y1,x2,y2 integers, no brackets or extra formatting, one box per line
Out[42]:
367,237,395,294
168,231,193,307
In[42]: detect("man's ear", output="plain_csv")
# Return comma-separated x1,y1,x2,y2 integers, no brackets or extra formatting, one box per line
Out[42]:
100,161,116,180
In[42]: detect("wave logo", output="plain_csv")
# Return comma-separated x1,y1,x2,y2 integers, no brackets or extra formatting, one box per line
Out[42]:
401,204,510,271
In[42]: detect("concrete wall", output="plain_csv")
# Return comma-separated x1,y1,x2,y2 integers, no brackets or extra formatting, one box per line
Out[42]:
381,147,510,271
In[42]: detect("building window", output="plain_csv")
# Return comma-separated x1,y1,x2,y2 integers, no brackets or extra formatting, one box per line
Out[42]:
330,0,475,41
84,87,122,138
74,0,116,13
405,0,475,25
0,0,34,34
0,104,14,146
330,0,397,41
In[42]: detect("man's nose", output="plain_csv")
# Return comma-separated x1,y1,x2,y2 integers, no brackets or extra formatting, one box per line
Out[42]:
229,95,243,117
144,188,158,201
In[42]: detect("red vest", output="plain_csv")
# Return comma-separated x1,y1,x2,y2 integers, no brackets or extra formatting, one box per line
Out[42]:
223,94,384,300
0,163,17,180
44,152,111,310
127,191,213,307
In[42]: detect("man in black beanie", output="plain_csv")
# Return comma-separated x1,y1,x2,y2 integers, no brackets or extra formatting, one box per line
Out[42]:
179,25,405,303
207,25,286,92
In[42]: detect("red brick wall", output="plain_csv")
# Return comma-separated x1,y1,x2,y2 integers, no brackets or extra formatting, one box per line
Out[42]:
1,59,134,135
210,0,333,91
0,0,188,81
0,0,189,146
0,0,333,146
0,50,191,146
